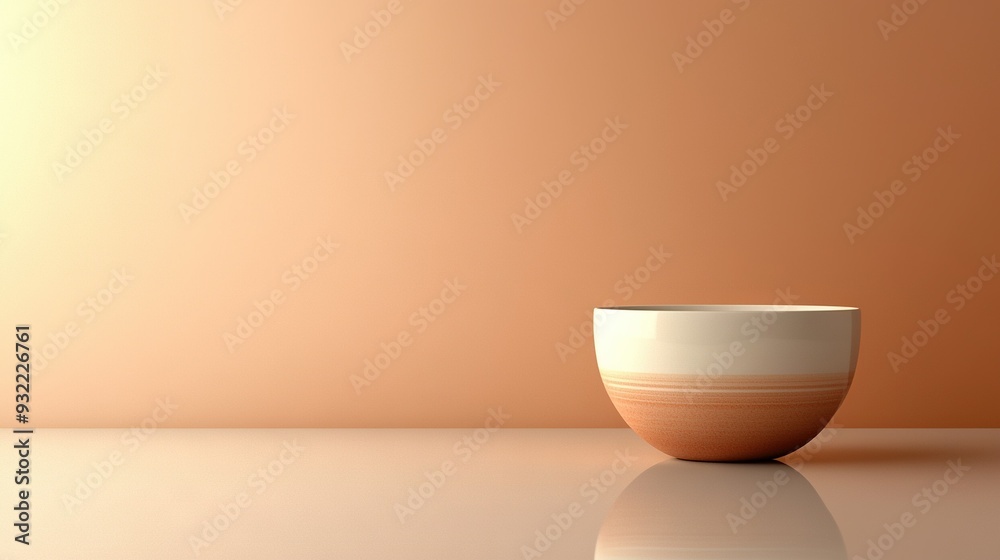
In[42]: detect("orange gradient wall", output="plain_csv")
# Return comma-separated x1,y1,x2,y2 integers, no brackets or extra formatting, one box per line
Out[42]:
1,0,997,428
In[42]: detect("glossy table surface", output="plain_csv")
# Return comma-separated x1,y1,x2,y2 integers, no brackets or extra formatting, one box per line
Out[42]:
6,428,998,559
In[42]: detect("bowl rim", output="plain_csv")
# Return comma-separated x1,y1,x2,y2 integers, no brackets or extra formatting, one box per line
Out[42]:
594,304,858,312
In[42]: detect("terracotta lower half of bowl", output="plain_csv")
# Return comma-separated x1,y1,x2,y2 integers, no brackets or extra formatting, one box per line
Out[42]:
601,371,852,462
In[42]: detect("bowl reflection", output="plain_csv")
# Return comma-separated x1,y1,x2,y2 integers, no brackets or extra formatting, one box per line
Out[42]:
595,460,846,560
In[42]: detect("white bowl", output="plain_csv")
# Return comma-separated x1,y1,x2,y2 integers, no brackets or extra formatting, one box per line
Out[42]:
594,305,860,461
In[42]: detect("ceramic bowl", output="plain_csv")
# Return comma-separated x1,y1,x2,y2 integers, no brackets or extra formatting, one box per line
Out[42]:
594,305,860,461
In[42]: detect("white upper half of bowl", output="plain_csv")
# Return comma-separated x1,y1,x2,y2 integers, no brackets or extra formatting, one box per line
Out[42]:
593,305,861,375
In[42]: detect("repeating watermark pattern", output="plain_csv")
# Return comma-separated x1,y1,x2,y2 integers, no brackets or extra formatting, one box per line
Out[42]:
518,449,638,559
843,126,959,244
179,106,296,222
852,458,970,560
223,235,339,353
351,278,467,394
35,268,135,372
52,64,167,182
61,398,178,514
385,74,501,192
672,0,751,73
544,0,587,30
5,0,72,53
340,0,403,62
213,0,249,22
727,420,842,533
188,440,305,557
554,245,671,362
782,420,842,469
877,0,931,41
393,407,510,523
887,254,997,372
511,117,628,233
683,288,800,403
717,84,834,201
726,467,791,533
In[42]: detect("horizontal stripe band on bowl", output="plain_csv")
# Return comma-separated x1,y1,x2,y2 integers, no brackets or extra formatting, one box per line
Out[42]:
600,371,850,405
